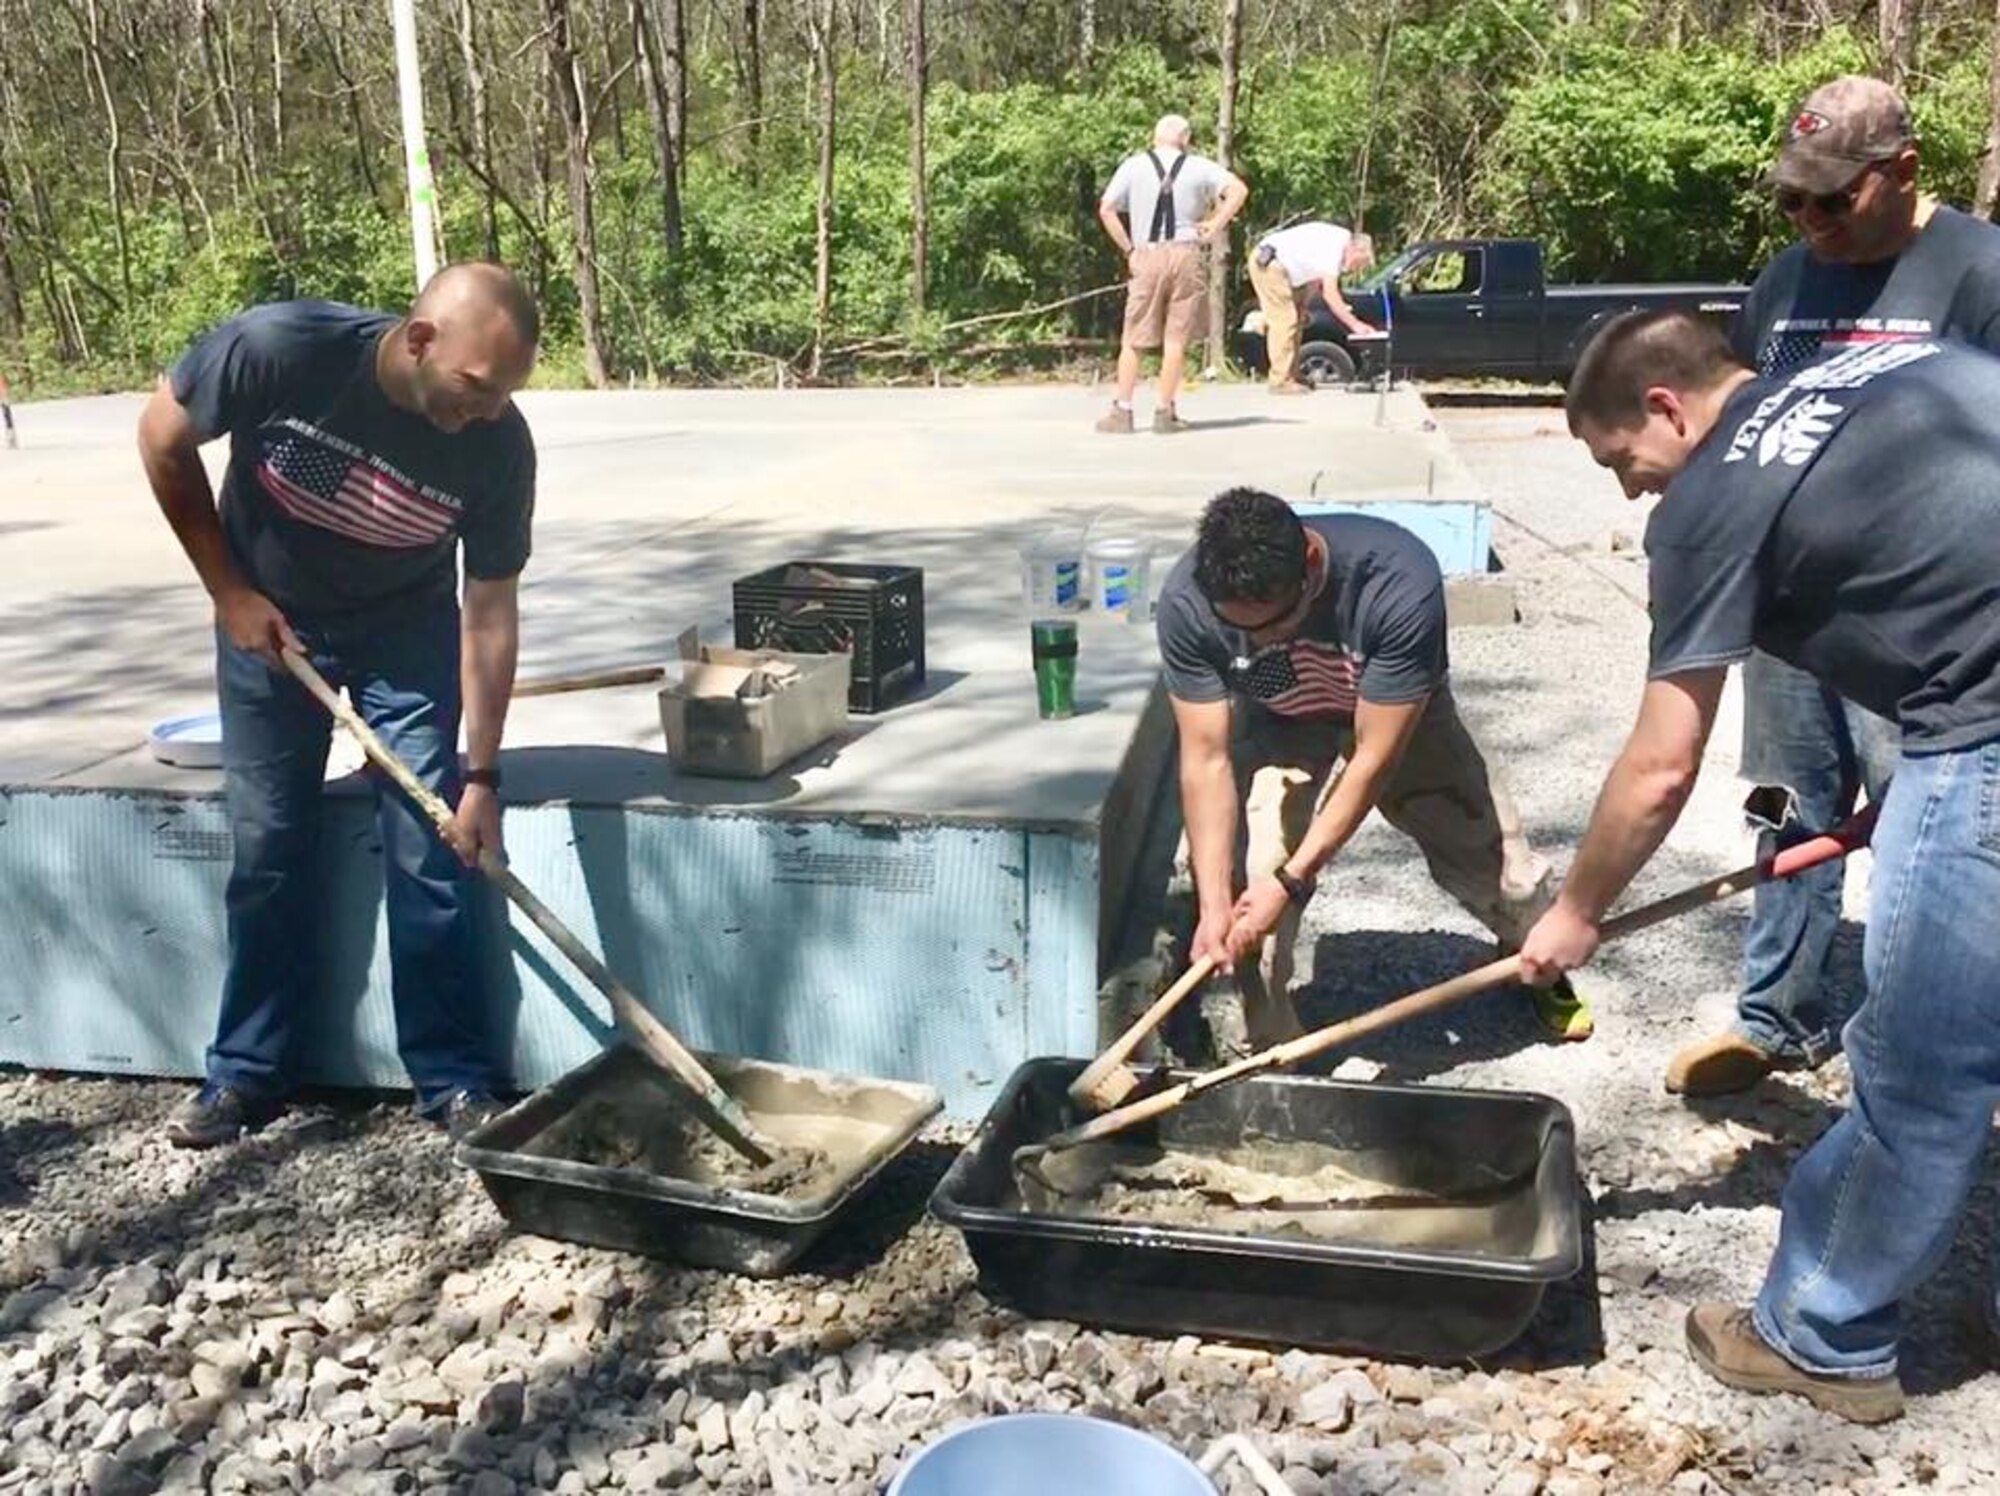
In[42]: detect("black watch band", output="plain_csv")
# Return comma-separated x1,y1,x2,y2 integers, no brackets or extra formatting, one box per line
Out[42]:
1274,866,1315,905
464,766,502,789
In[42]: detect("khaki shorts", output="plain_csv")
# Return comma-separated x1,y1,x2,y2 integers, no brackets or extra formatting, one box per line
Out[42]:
1122,242,1207,350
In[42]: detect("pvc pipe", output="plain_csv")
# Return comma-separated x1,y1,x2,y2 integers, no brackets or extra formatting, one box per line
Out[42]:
388,0,441,287
1197,1434,1296,1495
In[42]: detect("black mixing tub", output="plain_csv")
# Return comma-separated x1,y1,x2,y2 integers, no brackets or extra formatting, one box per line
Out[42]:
459,1047,941,1277
931,1058,1582,1360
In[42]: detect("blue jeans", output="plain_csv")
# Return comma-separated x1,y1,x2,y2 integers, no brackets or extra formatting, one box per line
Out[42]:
211,601,500,1108
1735,652,1899,1064
1752,740,2000,1376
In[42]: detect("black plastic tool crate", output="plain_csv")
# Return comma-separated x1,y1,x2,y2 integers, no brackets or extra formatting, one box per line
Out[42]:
732,561,925,714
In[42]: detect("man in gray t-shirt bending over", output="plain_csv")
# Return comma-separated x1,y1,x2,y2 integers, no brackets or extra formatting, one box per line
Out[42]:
1156,488,1593,1054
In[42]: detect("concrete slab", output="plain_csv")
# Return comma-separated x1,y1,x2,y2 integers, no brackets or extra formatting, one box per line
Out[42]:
0,381,1477,794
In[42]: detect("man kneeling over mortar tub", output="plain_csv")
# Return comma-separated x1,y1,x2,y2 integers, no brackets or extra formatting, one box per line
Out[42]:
1156,488,1596,1056
1521,309,2000,1424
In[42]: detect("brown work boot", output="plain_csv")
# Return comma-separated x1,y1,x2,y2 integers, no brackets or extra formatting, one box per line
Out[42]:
1153,406,1190,434
1686,1303,1905,1424
1269,380,1312,396
1665,1030,1783,1096
1094,404,1134,434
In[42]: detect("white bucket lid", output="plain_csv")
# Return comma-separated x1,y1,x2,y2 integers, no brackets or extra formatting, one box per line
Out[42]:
148,712,224,769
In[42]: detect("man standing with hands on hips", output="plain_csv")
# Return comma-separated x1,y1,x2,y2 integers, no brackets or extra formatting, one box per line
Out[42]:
137,262,540,1148
1095,113,1248,435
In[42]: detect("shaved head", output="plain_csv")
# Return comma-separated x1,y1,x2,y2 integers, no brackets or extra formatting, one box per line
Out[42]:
382,262,540,433
1154,114,1192,149
412,261,540,348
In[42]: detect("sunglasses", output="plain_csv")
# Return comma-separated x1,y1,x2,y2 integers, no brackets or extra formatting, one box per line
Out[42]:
1211,584,1308,637
1774,160,1891,218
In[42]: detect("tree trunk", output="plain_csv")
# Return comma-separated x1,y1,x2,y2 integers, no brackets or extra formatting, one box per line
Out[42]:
1354,1,1398,231
908,0,927,313
664,0,688,184
457,0,500,257
544,0,612,387
0,149,25,342
1205,0,1243,373
635,0,685,253
809,0,837,378
743,0,763,175
1079,0,1096,71
80,0,133,313
1879,0,1918,91
268,0,285,159
1977,0,2000,218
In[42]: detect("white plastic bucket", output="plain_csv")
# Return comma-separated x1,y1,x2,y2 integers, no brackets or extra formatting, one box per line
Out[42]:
887,1413,1212,1496
1020,534,1083,614
1086,537,1152,619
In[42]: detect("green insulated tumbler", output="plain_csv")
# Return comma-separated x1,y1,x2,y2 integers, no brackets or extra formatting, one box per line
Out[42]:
1031,619,1078,719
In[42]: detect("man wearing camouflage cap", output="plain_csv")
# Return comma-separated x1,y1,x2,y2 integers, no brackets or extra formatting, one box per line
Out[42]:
1664,74,2000,1099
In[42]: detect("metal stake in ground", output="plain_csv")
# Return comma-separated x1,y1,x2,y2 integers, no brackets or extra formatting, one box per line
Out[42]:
1017,808,1880,1193
281,648,783,1168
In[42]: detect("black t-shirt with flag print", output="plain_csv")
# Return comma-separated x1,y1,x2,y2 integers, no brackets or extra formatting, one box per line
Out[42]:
1647,339,2000,753
170,300,535,624
1157,513,1447,723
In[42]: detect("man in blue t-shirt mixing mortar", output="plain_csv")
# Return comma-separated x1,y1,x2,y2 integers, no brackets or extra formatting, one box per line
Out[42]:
1154,489,1595,1057
1525,309,2000,1422
137,263,540,1147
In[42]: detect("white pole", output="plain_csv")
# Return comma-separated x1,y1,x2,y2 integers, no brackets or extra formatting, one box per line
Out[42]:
389,0,441,288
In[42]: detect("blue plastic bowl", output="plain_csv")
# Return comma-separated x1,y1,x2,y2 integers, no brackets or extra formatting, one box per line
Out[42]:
886,1413,1212,1496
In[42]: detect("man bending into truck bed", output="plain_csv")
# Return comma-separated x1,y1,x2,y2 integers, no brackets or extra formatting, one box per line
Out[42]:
1156,488,1594,1054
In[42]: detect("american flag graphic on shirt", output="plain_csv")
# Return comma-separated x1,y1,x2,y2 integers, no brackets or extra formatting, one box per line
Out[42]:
1761,316,1934,375
1233,639,1361,718
256,419,461,549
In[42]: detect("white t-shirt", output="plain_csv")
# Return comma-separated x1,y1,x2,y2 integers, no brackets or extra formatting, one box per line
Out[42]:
1102,149,1231,246
1261,222,1353,287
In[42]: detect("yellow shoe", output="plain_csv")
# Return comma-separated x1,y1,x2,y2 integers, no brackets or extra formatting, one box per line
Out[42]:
1664,1030,1779,1096
1528,975,1594,1042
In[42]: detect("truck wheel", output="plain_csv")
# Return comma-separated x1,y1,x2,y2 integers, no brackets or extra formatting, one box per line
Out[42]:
1297,342,1356,388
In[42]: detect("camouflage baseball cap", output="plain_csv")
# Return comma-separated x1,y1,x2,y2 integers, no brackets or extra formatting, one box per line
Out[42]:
1771,76,1914,194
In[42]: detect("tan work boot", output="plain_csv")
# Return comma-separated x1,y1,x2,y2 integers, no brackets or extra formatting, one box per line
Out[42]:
1153,406,1190,434
1095,404,1134,434
1269,380,1312,396
1686,1303,1904,1424
1665,1030,1782,1096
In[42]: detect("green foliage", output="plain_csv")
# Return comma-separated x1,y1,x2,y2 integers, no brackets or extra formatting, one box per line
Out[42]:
7,15,2000,390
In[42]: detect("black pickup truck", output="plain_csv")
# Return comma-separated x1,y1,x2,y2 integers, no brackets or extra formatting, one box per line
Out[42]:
1238,237,1749,385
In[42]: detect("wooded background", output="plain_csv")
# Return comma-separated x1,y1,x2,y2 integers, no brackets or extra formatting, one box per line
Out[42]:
2,0,1997,391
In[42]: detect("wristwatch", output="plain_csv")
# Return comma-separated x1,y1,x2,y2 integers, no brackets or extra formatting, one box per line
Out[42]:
1274,866,1316,905
464,766,502,789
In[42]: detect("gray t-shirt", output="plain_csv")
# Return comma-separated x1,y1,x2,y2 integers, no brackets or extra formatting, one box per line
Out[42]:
171,300,536,623
1647,340,2000,752
1733,205,2000,373
1157,513,1447,722
1101,148,1231,246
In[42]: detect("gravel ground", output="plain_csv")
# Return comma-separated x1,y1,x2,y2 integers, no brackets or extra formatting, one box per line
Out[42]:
4,397,1998,1495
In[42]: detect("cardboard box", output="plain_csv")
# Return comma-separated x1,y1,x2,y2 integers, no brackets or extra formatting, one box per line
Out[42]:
658,629,851,778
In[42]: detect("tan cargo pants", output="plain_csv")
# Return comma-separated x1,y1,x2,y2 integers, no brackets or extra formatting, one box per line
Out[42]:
1225,686,1554,1046
1248,251,1301,386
